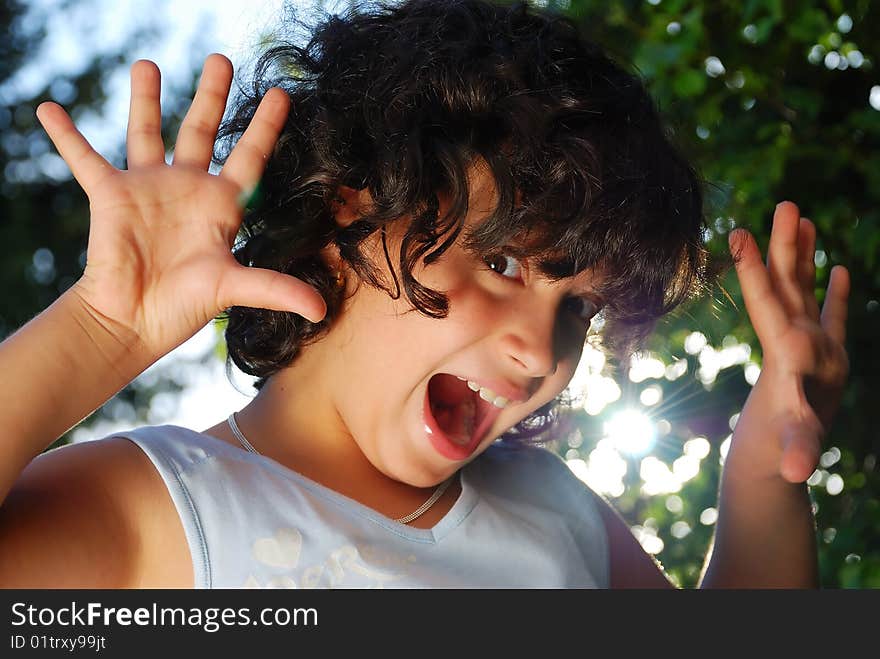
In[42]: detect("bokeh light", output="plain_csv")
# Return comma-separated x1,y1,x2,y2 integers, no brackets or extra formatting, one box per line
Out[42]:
826,474,844,496
820,447,841,468
639,385,663,406
744,362,761,385
671,521,692,539
566,343,621,416
684,436,711,459
665,494,684,514
629,352,665,383
684,331,707,355
665,358,688,381
606,409,656,456
719,435,732,466
640,456,680,495
566,438,628,498
632,523,665,554
869,86,880,111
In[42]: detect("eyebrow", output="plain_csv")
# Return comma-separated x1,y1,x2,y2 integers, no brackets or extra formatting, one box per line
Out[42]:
524,262,608,310
462,228,606,303
569,286,606,308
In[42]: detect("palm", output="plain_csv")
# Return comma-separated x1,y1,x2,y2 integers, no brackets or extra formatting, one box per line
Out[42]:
37,55,326,358
730,202,850,482
80,165,242,346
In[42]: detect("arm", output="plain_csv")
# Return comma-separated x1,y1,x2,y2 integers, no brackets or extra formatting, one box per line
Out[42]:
697,379,819,588
589,490,676,588
0,289,153,506
697,203,849,588
595,203,848,589
0,55,323,586
0,437,191,588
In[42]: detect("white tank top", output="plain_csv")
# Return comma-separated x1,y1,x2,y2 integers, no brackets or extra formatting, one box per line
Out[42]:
114,424,609,588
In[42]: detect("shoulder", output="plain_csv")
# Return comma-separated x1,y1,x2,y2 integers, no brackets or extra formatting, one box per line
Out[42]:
0,429,197,587
475,440,570,476
470,441,607,539
473,441,676,589
473,441,595,509
115,423,236,472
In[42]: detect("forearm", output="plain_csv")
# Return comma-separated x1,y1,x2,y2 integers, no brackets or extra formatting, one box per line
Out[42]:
0,285,155,504
698,457,818,588
697,379,820,588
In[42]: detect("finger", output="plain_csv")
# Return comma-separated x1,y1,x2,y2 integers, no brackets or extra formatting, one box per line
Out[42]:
36,102,115,192
766,201,805,317
797,217,820,322
126,60,166,167
219,264,328,323
220,87,290,193
729,228,790,345
172,54,233,169
820,265,850,345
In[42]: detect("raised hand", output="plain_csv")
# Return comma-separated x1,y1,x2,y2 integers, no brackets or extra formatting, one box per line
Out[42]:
36,54,327,361
729,201,850,483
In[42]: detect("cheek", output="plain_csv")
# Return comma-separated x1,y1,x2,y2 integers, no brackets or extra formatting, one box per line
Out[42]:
554,314,592,363
412,262,502,341
550,353,580,398
443,286,502,334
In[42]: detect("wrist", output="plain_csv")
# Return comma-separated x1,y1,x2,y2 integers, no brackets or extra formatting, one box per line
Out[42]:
66,280,159,372
724,374,789,480
727,368,825,483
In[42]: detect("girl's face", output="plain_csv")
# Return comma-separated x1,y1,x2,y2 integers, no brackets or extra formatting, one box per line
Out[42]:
316,168,603,487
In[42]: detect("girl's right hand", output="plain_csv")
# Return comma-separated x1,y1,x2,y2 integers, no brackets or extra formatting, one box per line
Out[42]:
37,54,327,361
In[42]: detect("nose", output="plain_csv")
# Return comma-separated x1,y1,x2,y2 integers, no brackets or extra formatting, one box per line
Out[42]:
496,298,560,378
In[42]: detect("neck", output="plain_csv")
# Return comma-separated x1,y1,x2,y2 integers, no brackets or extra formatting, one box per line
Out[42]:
206,342,460,525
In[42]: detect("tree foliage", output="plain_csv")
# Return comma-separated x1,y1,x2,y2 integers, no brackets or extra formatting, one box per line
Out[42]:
550,0,880,587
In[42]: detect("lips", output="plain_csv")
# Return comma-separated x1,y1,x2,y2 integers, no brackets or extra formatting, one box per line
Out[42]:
423,373,504,461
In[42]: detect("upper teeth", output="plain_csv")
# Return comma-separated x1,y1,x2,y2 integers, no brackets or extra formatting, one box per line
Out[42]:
456,376,510,409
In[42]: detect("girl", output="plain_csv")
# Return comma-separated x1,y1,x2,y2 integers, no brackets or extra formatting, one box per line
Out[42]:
0,0,850,588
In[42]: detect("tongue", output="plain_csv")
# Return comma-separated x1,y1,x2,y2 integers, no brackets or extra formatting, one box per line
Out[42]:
433,396,476,446
429,374,478,446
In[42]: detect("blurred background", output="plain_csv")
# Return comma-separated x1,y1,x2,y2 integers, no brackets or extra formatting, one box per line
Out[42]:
1,0,877,587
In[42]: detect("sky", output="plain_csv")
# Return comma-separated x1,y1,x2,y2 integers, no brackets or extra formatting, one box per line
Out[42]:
12,0,302,155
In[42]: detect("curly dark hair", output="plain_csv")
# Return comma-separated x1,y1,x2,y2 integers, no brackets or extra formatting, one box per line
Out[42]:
215,0,715,443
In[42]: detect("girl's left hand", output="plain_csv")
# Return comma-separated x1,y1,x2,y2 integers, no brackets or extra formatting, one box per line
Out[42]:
728,201,850,483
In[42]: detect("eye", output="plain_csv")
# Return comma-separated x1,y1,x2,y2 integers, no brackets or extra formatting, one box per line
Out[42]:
563,296,600,323
484,253,523,280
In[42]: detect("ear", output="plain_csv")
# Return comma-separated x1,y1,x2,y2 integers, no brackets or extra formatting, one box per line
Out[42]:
331,185,375,228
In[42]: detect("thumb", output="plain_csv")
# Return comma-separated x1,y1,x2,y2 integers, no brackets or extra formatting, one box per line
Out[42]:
220,265,328,323
778,414,823,484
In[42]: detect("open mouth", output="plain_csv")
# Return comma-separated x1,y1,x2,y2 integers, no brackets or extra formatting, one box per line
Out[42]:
424,373,504,460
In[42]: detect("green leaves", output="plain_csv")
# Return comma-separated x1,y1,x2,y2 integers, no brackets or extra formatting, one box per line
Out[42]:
673,69,707,97
563,0,880,588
